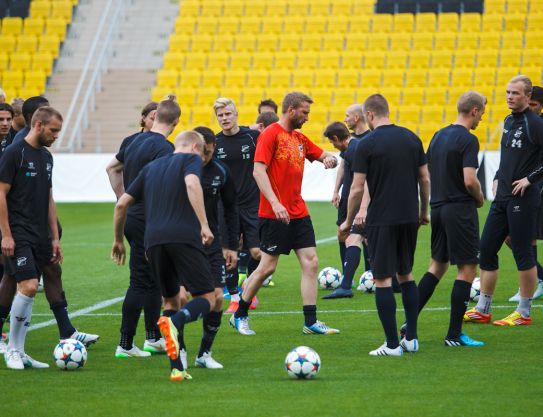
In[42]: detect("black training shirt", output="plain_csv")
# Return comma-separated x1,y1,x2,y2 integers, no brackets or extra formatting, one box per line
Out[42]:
215,126,259,208
494,108,543,201
427,124,479,208
121,131,174,219
0,139,53,244
340,130,370,202
114,132,141,163
126,153,202,250
12,126,29,145
352,124,427,226
202,160,239,250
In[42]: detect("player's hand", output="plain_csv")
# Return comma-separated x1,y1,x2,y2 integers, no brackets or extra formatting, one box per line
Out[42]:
492,179,498,198
272,201,290,224
338,222,350,241
353,209,366,227
476,192,484,208
512,177,531,196
111,241,126,265
419,211,430,226
332,192,340,208
223,248,238,270
1,236,15,257
50,239,63,264
323,155,338,169
201,225,214,246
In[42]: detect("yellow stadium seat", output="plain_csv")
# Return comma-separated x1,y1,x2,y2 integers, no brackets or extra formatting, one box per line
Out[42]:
234,34,254,52
309,2,330,16
51,1,73,20
421,106,444,124
444,104,459,121
454,50,476,68
319,51,341,69
296,51,319,69
201,1,223,17
504,13,526,31
309,88,333,105
23,18,45,36
437,13,457,32
482,15,504,32
360,70,381,87
250,52,273,70
308,106,328,124
405,69,427,87
151,85,173,102
520,66,542,84
191,34,213,52
261,16,283,34
169,34,190,53
156,70,178,88
186,52,206,70
217,17,239,35
522,49,543,68
501,32,523,50
507,0,528,13
16,35,38,53
348,15,371,33
207,52,229,70
179,70,201,88
431,51,453,68
0,35,16,52
223,0,245,17
434,32,456,50
323,33,345,50
379,87,401,106
175,88,197,106
408,50,431,68
9,52,31,71
341,51,363,68
344,33,367,51
402,87,424,105
30,1,51,19
451,68,474,87
202,70,224,88
337,69,360,88
45,18,67,40
424,89,447,105
490,106,510,123
287,0,310,16
476,86,495,104
292,69,314,88
247,70,269,86
239,18,261,34
366,33,388,51
474,68,497,86
476,50,499,68
459,13,481,32
479,32,501,49
2,70,24,89
300,34,322,51
191,108,215,126
527,14,543,32
352,0,375,14
427,68,450,87
283,16,305,34
499,49,522,67
0,53,8,71
386,51,408,69
419,125,441,144
485,0,506,13
358,88,377,103
370,14,393,33
397,106,421,124
224,71,245,88
305,16,327,33
256,34,278,51
38,35,60,57
331,0,352,15
314,69,336,88
388,33,411,51
382,70,404,87
327,15,349,34
197,88,220,106
197,17,218,34
524,32,543,49
24,70,46,91
393,14,414,32
362,51,386,69
1,17,23,36
242,88,263,106
269,70,291,88
412,33,434,50
274,52,296,69
230,51,252,71
497,67,521,86
457,33,479,50
179,2,200,18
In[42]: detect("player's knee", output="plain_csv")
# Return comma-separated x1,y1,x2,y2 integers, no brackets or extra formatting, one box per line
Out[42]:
249,248,261,261
428,260,448,278
302,255,319,275
345,234,362,248
18,279,38,297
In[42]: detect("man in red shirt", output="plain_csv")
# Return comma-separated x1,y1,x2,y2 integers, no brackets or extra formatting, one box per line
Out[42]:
229,92,340,335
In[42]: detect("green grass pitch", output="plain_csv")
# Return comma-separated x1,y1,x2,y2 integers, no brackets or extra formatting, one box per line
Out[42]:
0,202,541,417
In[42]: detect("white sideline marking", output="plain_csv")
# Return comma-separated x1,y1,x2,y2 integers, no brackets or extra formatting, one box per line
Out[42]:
30,304,542,318
315,236,337,245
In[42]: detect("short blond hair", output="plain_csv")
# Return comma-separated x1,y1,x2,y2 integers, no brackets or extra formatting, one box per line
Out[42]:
509,75,532,95
174,130,204,151
213,97,236,114
457,91,487,114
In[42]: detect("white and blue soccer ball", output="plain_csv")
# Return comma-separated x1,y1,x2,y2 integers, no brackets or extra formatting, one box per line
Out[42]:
470,277,481,302
285,346,321,379
54,338,87,370
357,270,375,293
318,267,342,289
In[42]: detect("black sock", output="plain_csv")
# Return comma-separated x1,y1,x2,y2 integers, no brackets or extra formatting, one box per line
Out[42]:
234,297,251,318
400,281,419,340
362,243,371,272
303,305,317,327
446,280,471,340
163,309,184,371
50,300,76,339
171,297,211,329
199,311,222,357
391,276,401,292
339,241,346,266
119,332,133,350
533,245,543,281
143,289,162,341
375,287,399,349
0,304,10,334
417,272,440,313
340,246,361,289
225,270,239,295
120,287,144,343
248,257,260,276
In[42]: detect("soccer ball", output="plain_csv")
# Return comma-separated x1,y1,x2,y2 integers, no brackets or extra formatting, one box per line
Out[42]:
318,267,342,289
53,338,87,370
285,346,321,379
357,270,375,292
470,277,481,302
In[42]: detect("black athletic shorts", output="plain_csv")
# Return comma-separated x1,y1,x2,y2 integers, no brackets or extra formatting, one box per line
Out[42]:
259,216,316,255
205,242,226,288
4,240,52,282
480,192,539,271
124,215,156,292
536,199,543,240
240,205,260,250
366,223,419,279
336,198,347,226
146,243,214,298
349,224,367,236
431,202,479,265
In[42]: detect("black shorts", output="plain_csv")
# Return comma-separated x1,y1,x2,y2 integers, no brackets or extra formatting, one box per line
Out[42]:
205,242,226,288
349,224,367,236
431,202,479,265
124,215,156,292
146,243,214,298
480,193,539,271
240,205,260,250
3,241,52,282
366,223,419,279
336,198,347,226
259,216,316,255
536,199,543,240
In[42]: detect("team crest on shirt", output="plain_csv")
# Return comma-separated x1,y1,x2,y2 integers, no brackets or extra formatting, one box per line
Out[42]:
17,257,27,266
27,162,35,170
298,144,304,156
241,145,250,153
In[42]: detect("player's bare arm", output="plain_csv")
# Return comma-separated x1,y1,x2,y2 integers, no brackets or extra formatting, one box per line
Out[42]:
106,157,125,199
112,192,134,265
48,189,63,264
418,164,431,225
0,181,14,257
253,161,289,224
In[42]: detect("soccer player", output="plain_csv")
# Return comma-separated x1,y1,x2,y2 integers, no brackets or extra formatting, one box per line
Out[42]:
12,96,50,144
229,91,340,336
465,76,543,326
112,131,216,381
107,98,179,357
509,85,543,301
0,103,13,154
408,91,486,347
342,94,430,356
258,99,278,114
255,111,279,133
9,98,25,140
0,107,63,369
213,98,261,312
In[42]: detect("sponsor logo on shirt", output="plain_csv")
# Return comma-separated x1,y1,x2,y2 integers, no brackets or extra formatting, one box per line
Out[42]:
513,205,521,213
266,245,278,252
216,148,226,159
27,162,35,170
241,145,250,153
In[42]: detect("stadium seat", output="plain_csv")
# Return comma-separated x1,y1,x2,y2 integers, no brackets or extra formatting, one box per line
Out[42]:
485,0,506,14
319,51,341,69
454,50,476,68
283,16,305,34
427,68,450,87
434,32,456,50
224,71,245,88
412,33,434,50
482,15,504,32
479,32,501,49
425,89,447,105
360,69,381,87
526,13,543,32
402,87,424,105
156,70,178,89
506,0,528,13
363,50,386,69
247,70,269,86
334,88,356,105
366,33,388,51
496,67,521,86
239,18,261,34
17,35,38,53
436,13,457,32
287,0,309,16
179,70,201,88
341,50,363,68
331,0,353,15
524,31,542,50
323,33,345,50
388,33,411,51
256,34,278,51
477,50,499,68
382,70,404,87
207,52,229,70
370,14,393,33
23,17,45,36
51,1,73,20
292,69,314,88
379,87,401,106
242,88,263,105
431,51,453,68
201,1,223,17
30,1,51,19
169,34,190,53
269,70,291,88
327,15,349,34
175,88,197,106
522,49,543,69
261,16,283,34
444,104,459,121
501,32,524,50
0,34,16,52
408,50,431,68
309,2,330,16
1,70,24,89
386,51,408,69
310,88,333,105
348,15,371,33
24,70,46,92
504,13,526,31
457,32,479,50
217,17,239,35
459,13,481,32
38,34,60,57
314,69,336,88
421,106,444,124
500,49,522,68
0,52,8,71
396,106,420,124
405,69,427,87
393,13,414,32
337,68,360,88
520,66,542,84
305,16,327,33
274,52,296,69
223,0,245,17
296,51,319,69
474,68,497,86
300,34,322,51
10,52,31,71
197,88,220,107
450,68,474,87
1,17,23,35
45,18,67,40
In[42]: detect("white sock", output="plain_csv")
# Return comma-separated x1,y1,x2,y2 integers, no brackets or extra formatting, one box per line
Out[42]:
517,297,532,318
475,293,492,315
230,293,240,303
7,292,34,352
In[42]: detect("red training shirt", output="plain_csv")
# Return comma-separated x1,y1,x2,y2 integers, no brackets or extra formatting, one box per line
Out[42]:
254,122,324,219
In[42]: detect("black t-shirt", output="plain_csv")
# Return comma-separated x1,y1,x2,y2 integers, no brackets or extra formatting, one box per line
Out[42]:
121,131,174,219
340,131,370,201
427,124,479,208
126,153,202,249
495,108,543,201
114,132,141,163
215,126,260,208
352,124,427,226
0,135,12,155
202,160,239,250
0,140,53,244
12,126,29,145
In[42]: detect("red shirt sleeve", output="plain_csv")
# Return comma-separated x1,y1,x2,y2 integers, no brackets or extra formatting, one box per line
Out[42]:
303,133,324,162
254,124,278,166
